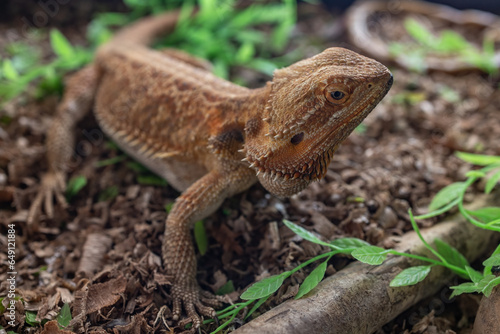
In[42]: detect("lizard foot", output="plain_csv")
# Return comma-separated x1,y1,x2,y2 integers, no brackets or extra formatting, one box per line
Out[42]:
27,171,67,224
171,283,226,331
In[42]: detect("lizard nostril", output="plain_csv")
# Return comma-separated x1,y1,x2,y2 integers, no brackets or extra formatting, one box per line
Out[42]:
290,132,304,145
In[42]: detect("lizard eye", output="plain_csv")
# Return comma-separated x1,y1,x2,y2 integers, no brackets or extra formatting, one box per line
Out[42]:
324,84,350,105
330,91,345,100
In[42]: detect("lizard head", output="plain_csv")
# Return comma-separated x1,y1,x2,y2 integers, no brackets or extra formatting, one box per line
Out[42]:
244,47,393,197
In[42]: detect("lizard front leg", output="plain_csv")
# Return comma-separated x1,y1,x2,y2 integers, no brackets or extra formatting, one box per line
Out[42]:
162,164,256,330
27,65,98,224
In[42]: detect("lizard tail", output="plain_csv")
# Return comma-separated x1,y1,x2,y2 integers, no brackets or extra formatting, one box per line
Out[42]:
109,10,181,46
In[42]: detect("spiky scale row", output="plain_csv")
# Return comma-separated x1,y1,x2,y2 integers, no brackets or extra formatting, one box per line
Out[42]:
244,143,334,182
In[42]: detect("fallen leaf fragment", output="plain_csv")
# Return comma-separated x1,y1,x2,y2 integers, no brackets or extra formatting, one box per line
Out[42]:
77,233,112,276
40,320,75,334
72,275,127,318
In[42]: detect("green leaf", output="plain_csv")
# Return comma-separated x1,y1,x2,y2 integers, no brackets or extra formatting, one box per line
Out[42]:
437,30,469,52
465,170,486,179
216,280,235,295
98,186,119,202
478,38,497,74
137,174,167,186
126,161,149,173
482,276,500,297
437,85,460,103
483,254,500,267
486,170,500,194
25,310,39,326
246,58,277,76
450,282,482,298
434,238,469,273
245,295,270,320
57,303,72,328
35,68,64,98
404,18,436,48
50,29,75,60
95,155,127,167
351,246,389,265
283,219,332,248
466,207,500,224
428,182,466,211
212,59,229,79
484,244,500,276
465,266,483,284
486,218,500,227
2,59,19,80
235,41,255,64
105,140,120,150
450,276,500,297
92,12,130,26
452,275,499,298
165,202,174,213
65,175,87,200
241,274,287,300
405,50,427,73
295,261,327,299
390,265,431,287
194,220,208,256
329,237,370,251
455,152,500,166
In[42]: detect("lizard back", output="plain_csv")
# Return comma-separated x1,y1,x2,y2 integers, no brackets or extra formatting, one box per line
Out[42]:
93,43,259,190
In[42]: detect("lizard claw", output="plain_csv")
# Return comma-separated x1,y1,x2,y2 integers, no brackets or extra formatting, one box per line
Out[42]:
27,171,67,224
171,283,224,331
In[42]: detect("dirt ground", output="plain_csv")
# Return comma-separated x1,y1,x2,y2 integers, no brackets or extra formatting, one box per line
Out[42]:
1,1,500,333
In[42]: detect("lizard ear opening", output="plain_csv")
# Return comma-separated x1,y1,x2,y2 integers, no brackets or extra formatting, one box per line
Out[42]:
290,132,304,145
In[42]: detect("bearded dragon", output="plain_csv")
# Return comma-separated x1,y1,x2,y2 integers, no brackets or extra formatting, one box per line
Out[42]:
28,11,393,330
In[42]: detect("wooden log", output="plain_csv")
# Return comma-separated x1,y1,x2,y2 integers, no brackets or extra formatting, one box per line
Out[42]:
234,194,500,334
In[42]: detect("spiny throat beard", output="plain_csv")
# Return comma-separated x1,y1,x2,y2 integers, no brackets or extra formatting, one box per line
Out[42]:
246,144,337,181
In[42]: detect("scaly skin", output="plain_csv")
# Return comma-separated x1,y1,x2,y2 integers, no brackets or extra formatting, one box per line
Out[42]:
28,11,393,330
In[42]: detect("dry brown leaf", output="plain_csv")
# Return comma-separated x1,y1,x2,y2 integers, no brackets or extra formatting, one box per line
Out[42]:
40,320,75,334
73,275,127,317
77,233,112,276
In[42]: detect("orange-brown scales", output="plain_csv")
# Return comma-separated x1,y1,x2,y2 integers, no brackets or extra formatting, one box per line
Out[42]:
29,11,392,331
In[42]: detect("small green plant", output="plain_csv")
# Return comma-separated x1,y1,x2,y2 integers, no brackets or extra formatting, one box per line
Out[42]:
125,160,169,186
160,0,296,78
194,220,208,256
56,303,72,329
207,152,500,332
0,30,92,105
0,0,297,107
389,18,498,74
65,175,88,201
19,303,72,329
199,222,372,333
95,155,128,167
25,310,39,327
